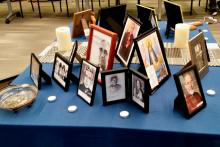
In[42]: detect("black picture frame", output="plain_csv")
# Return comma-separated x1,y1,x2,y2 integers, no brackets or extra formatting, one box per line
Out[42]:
69,40,78,63
136,4,159,33
173,65,207,118
116,14,142,67
129,69,150,113
134,28,171,94
30,53,51,90
52,53,72,92
77,60,99,106
189,32,209,79
163,0,184,38
101,68,128,105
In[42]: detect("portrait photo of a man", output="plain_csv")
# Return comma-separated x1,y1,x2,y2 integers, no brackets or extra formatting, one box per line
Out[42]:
180,71,203,114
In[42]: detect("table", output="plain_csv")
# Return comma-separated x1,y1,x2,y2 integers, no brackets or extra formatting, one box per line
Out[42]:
0,63,220,147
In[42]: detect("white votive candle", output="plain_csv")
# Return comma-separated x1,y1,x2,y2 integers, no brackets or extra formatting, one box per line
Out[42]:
56,26,72,51
173,23,190,49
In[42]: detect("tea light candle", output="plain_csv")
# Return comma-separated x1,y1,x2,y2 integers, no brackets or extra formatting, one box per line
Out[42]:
56,26,72,51
173,23,190,49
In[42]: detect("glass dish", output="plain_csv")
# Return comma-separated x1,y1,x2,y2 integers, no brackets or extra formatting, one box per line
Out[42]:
0,84,38,111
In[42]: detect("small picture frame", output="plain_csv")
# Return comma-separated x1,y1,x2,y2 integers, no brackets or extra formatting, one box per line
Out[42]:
174,65,207,118
52,53,72,92
136,4,159,33
129,69,150,113
69,40,78,63
77,60,99,106
101,68,128,105
30,53,51,90
116,14,142,67
30,53,42,89
86,24,117,83
189,32,209,78
134,28,171,93
163,0,184,38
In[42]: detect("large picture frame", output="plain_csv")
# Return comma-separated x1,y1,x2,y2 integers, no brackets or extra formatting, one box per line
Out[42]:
69,40,78,63
189,32,209,78
86,24,117,83
101,68,128,105
77,60,99,106
129,69,150,113
173,65,207,118
116,14,142,67
134,28,171,93
30,53,51,90
52,53,72,92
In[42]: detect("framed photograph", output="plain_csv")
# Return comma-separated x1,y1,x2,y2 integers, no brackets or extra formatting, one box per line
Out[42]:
86,24,117,83
69,40,78,63
130,69,150,113
116,14,142,67
77,60,99,106
189,32,209,78
101,68,128,105
52,53,72,92
30,53,42,89
137,4,159,33
174,65,207,118
134,28,171,93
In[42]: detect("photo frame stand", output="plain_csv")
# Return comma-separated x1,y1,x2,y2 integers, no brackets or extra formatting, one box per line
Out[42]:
165,22,174,38
69,72,79,83
173,95,185,116
41,70,52,84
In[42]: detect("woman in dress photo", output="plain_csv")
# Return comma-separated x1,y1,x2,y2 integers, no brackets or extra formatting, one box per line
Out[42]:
133,79,144,102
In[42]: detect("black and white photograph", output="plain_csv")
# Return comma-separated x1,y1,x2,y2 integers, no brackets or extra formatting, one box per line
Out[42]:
77,60,99,106
101,68,128,105
130,69,150,113
52,53,72,91
189,32,209,78
30,53,42,89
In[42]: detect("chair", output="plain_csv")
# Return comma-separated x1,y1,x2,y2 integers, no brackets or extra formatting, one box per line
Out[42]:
81,0,120,10
199,0,209,12
29,0,69,18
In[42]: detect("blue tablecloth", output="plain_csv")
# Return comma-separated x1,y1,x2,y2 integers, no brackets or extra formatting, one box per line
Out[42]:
0,64,219,147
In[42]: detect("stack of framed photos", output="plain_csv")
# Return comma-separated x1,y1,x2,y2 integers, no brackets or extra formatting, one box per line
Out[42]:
134,28,171,93
101,68,150,113
30,53,51,90
173,65,207,118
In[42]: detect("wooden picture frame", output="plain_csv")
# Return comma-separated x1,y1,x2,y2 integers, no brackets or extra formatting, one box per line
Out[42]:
30,53,51,90
134,28,171,94
77,60,99,106
52,53,72,92
116,14,142,67
173,65,207,118
86,24,117,83
101,68,128,105
129,69,150,113
72,9,95,38
189,32,209,78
